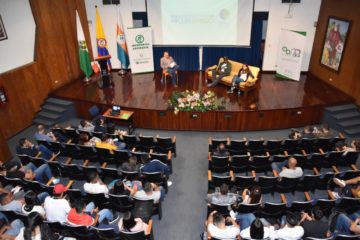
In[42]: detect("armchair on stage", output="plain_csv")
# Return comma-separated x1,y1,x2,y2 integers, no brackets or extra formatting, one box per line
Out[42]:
206,58,261,94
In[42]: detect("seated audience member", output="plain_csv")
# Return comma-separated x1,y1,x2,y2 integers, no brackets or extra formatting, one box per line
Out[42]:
16,138,54,160
212,143,230,157
94,118,107,133
16,212,58,240
34,124,67,142
271,157,303,178
44,184,71,223
227,64,254,94
302,126,316,139
21,191,47,218
0,219,24,240
84,171,109,195
0,192,23,212
207,56,232,87
288,129,302,140
240,218,273,240
272,212,304,240
330,210,360,235
342,140,360,152
133,182,162,204
118,211,149,235
160,51,179,87
207,211,240,240
300,207,330,239
120,156,140,172
4,159,59,184
332,176,360,198
314,123,334,138
0,182,25,200
78,119,95,132
140,154,171,186
67,199,113,226
207,183,238,205
78,132,100,146
109,180,137,196
95,134,126,151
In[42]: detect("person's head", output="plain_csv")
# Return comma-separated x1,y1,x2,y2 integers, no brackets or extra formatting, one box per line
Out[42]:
249,185,262,204
285,212,299,227
19,138,30,147
0,192,12,205
141,154,150,164
311,206,324,220
351,140,360,151
250,218,264,239
78,132,90,145
113,180,126,195
217,143,226,154
219,183,229,195
322,123,330,132
73,199,86,214
24,212,43,240
242,64,249,72
37,124,45,133
288,157,298,169
101,134,109,142
80,120,87,127
143,182,153,194
87,171,99,183
24,191,40,212
163,51,169,58
96,118,105,126
122,211,137,231
128,156,138,167
213,212,225,227
223,56,229,62
53,184,68,198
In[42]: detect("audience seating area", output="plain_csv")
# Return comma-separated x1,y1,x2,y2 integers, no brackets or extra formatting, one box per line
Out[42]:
206,135,360,240
1,126,177,240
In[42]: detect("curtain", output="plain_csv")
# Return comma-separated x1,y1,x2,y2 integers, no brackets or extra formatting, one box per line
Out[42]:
153,47,199,71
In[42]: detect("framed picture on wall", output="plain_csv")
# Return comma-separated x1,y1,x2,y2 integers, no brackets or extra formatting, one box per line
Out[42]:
320,17,351,72
0,15,7,41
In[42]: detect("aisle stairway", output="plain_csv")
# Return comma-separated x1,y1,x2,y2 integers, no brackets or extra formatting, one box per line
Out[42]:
323,103,360,138
33,97,76,127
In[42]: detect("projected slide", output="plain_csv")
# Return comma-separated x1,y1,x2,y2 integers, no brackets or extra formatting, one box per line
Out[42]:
148,0,253,46
162,0,238,45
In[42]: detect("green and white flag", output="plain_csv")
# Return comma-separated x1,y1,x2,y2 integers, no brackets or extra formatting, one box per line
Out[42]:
76,11,93,79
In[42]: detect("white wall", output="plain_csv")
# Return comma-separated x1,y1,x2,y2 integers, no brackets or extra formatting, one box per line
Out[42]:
131,0,146,12
0,0,36,74
254,0,270,12
85,0,133,69
262,0,321,71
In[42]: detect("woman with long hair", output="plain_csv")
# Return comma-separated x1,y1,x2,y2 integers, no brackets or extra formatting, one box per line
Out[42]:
118,211,149,235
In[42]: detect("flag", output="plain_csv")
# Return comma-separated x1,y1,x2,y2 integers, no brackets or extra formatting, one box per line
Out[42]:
95,6,112,69
116,7,130,69
76,11,93,79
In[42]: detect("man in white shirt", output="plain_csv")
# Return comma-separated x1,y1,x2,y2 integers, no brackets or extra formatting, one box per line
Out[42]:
160,51,179,87
271,157,303,178
207,210,240,240
133,182,161,203
44,184,71,223
83,171,109,195
271,212,304,240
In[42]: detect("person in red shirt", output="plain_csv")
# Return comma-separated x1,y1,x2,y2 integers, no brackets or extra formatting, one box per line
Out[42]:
67,199,113,226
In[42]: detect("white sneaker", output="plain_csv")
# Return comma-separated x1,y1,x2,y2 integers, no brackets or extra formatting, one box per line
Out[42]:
52,178,60,185
332,191,341,199
167,181,173,187
333,178,346,188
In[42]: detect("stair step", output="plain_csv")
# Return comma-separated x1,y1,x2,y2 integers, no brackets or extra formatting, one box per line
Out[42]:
37,111,61,120
42,104,67,113
332,111,360,121
33,118,55,127
338,119,360,129
325,104,357,114
344,126,360,136
46,98,73,107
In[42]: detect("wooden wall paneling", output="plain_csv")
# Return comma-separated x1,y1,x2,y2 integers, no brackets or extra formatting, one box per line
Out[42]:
0,131,11,162
309,0,360,105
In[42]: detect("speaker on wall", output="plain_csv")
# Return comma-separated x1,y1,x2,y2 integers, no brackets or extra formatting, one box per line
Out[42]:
282,0,301,3
102,0,120,5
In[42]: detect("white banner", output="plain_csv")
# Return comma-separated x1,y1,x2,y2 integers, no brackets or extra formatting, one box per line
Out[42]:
126,27,154,74
276,29,306,81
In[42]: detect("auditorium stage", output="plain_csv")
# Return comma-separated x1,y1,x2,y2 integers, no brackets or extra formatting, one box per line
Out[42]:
50,71,354,131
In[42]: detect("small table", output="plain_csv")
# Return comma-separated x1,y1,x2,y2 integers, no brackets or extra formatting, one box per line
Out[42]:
102,109,135,135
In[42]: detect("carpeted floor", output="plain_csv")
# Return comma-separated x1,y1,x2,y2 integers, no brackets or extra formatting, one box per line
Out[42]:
6,119,358,240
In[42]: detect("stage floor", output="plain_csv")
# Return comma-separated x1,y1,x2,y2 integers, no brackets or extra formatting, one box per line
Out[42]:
52,71,353,112
51,71,354,131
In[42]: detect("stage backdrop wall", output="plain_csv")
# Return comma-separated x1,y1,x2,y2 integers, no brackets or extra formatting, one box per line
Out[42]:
309,0,360,105
153,47,199,71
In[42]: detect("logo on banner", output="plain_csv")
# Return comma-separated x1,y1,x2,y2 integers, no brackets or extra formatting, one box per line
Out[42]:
282,46,301,58
135,35,145,44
